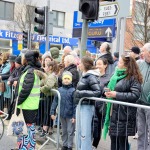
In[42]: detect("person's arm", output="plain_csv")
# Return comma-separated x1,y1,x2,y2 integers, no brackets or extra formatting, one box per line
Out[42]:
17,70,34,105
50,95,58,115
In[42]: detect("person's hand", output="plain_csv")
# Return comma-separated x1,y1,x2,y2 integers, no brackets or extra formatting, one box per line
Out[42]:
51,115,56,120
7,81,10,85
71,118,76,123
13,81,17,87
105,91,117,98
0,76,2,80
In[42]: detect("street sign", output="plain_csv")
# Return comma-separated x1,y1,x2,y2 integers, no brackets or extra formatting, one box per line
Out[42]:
73,26,113,38
99,0,130,19
99,2,120,18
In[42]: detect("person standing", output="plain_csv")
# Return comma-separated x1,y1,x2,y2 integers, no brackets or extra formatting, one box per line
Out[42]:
137,43,150,150
16,51,41,149
103,55,142,150
130,46,140,61
51,71,76,150
74,56,102,150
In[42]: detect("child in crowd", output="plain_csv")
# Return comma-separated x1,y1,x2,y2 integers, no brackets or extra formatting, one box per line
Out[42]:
50,71,76,150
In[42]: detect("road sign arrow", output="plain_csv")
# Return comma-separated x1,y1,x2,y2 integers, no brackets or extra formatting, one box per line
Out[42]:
105,27,112,37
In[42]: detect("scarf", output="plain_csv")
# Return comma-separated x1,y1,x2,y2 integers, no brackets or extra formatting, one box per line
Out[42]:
102,68,127,140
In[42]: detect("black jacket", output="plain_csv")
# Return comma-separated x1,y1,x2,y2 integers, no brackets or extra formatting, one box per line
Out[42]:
58,64,79,88
109,77,141,136
74,70,102,105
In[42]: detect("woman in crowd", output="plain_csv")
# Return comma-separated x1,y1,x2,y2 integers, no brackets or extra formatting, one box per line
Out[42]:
103,55,142,150
92,58,110,149
74,56,101,150
16,50,41,149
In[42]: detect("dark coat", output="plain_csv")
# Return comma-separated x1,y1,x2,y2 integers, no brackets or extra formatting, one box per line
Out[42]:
74,70,102,105
58,64,79,88
109,77,141,136
50,84,76,118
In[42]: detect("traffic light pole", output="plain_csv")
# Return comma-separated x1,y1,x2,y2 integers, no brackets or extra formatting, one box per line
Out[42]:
80,19,88,58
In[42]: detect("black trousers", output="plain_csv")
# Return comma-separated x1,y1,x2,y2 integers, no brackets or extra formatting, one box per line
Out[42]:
110,136,129,150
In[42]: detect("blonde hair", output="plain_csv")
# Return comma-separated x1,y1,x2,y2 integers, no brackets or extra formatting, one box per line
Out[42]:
2,52,10,64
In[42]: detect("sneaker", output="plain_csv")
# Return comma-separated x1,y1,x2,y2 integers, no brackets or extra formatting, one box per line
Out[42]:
67,148,72,150
37,127,42,132
61,146,68,150
40,130,48,137
92,146,97,150
133,133,138,139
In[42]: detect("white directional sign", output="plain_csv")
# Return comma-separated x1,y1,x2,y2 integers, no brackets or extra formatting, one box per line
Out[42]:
99,0,130,19
99,3,119,18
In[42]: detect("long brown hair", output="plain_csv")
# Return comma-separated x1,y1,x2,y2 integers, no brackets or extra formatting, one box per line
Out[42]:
2,52,10,64
42,55,53,68
81,56,96,71
47,60,59,75
122,55,143,84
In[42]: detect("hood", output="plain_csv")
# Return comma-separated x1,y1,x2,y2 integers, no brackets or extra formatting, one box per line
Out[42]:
83,69,100,77
50,47,59,59
98,53,114,64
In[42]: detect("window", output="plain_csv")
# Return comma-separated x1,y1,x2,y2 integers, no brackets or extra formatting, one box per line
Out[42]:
53,11,65,28
134,24,144,40
0,1,14,21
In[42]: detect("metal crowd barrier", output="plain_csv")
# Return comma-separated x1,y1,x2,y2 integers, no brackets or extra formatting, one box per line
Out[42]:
38,89,61,150
76,97,150,150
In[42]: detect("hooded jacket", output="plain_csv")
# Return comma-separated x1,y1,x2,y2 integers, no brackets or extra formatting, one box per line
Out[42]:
74,69,101,105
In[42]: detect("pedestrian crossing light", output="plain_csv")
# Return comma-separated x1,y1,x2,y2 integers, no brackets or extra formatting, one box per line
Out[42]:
22,31,28,49
79,0,99,21
34,6,48,35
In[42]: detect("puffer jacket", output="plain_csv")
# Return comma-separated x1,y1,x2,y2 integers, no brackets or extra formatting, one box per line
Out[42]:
109,76,141,136
74,69,102,105
50,84,76,118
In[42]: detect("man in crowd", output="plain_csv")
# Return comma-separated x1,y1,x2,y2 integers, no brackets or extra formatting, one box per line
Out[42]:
137,43,150,150
130,46,140,61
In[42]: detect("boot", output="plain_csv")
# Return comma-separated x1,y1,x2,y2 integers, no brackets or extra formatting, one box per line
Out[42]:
61,146,68,150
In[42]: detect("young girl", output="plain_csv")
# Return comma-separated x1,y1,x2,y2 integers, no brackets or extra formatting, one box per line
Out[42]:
35,60,59,136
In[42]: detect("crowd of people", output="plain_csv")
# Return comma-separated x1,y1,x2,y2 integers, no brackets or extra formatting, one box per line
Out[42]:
0,42,149,150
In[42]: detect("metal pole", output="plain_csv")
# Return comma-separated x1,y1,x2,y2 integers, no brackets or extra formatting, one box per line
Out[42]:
116,18,121,52
80,19,88,58
119,17,126,55
45,0,50,52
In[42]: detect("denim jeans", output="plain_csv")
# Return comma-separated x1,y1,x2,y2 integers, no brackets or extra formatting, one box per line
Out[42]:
76,104,95,150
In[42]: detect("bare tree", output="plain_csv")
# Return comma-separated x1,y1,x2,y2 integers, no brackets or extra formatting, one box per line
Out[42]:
125,0,150,49
6,0,37,32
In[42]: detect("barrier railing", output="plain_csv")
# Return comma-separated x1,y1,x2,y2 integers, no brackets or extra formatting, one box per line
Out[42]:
38,89,61,150
76,97,150,150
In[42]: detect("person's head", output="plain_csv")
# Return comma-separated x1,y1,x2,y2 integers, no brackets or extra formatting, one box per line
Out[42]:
142,43,150,63
130,47,140,59
62,71,72,85
113,52,119,61
9,55,17,66
96,58,108,74
50,47,59,59
118,55,143,84
15,56,22,68
63,46,72,55
42,55,53,68
46,60,59,74
64,55,76,68
79,56,96,72
24,50,40,66
99,42,111,54
2,52,10,64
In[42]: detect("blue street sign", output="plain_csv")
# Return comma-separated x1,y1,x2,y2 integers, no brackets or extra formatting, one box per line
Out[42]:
73,11,116,28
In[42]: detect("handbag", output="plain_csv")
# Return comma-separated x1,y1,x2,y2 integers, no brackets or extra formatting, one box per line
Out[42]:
7,97,28,136
0,80,5,92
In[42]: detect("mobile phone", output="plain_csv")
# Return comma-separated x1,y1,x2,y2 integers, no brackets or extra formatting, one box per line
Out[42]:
104,87,110,92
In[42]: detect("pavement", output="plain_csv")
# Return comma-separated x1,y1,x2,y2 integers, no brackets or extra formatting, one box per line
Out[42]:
0,120,138,150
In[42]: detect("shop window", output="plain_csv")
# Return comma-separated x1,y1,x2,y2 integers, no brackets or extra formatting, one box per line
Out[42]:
53,11,65,28
0,1,14,21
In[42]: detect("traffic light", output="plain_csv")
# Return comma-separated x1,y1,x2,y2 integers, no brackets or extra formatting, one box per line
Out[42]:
79,0,99,21
22,30,31,49
34,6,48,35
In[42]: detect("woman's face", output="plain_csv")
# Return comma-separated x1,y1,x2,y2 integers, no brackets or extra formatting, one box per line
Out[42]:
96,59,107,73
45,58,51,67
117,57,126,69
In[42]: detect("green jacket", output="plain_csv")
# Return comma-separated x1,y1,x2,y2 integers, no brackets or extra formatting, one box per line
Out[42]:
138,60,150,105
